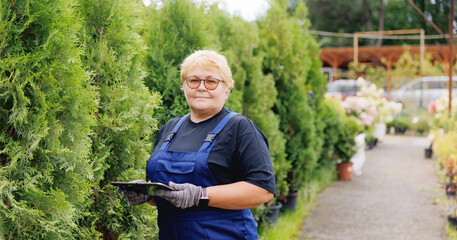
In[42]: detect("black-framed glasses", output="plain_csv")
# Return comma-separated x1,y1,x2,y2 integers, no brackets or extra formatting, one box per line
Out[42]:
185,76,224,90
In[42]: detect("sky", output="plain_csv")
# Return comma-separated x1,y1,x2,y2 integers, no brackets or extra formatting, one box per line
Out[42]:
142,0,270,22
218,0,270,21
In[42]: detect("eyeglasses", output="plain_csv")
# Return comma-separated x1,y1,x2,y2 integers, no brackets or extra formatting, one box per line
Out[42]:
184,76,224,90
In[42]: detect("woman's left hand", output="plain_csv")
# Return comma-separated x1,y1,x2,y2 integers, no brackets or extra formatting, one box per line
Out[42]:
156,181,202,209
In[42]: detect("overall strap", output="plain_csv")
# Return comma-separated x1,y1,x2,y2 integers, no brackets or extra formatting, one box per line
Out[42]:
160,113,190,150
198,112,238,152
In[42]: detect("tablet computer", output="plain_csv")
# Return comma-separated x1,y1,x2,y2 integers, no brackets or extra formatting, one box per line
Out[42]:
111,181,176,194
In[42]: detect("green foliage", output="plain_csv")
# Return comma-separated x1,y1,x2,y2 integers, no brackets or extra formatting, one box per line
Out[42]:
144,0,218,127
334,115,359,163
303,0,450,47
348,48,446,90
306,34,327,172
0,0,98,238
210,5,247,113
318,98,345,166
78,0,160,238
320,97,361,163
258,0,318,192
258,165,335,239
210,5,290,197
365,133,377,145
0,0,357,238
389,50,445,90
301,0,373,47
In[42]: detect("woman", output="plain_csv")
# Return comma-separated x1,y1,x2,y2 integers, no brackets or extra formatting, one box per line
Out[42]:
123,50,275,240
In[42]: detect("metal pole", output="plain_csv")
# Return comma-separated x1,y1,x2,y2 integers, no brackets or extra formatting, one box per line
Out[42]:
406,0,449,42
407,0,453,115
449,0,454,117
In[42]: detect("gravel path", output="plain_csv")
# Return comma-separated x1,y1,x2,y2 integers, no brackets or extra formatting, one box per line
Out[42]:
299,135,447,240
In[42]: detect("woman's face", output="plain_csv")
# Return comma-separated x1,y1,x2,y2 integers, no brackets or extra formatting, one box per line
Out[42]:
183,65,230,118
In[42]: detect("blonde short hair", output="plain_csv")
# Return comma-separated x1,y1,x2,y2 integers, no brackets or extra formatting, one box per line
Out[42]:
180,50,234,90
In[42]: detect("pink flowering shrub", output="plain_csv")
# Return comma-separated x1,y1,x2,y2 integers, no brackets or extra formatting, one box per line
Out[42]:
338,78,402,127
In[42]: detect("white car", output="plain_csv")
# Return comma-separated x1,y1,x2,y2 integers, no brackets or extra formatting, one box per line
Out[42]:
326,79,372,99
390,76,457,108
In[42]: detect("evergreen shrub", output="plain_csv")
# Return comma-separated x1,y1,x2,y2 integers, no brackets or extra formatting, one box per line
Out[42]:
1,0,98,238
78,0,160,238
258,0,319,193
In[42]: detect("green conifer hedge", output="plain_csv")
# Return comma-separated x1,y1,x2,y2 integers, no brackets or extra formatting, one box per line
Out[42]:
78,0,160,238
1,0,350,238
1,0,97,238
258,0,320,193
144,0,217,127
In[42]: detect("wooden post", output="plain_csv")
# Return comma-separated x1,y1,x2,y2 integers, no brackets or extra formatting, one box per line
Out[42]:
386,54,392,90
420,29,425,75
354,29,424,89
353,33,359,66
449,0,454,117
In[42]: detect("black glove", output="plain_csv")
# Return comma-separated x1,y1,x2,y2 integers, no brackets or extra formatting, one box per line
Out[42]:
119,180,152,206
155,181,202,209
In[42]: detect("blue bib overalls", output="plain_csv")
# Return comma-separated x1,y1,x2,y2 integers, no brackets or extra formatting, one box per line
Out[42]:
146,112,258,240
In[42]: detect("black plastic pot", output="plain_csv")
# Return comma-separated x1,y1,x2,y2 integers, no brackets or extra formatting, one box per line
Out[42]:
449,216,457,229
425,147,433,159
265,202,282,225
279,191,300,212
395,126,407,134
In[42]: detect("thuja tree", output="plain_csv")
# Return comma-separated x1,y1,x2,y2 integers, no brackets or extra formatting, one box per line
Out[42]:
210,6,290,196
0,0,97,238
287,1,327,169
304,27,327,169
144,0,218,127
78,0,160,238
209,6,246,113
258,0,318,193
318,98,345,167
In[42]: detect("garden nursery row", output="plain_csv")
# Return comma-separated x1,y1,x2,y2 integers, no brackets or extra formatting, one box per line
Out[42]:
1,0,450,239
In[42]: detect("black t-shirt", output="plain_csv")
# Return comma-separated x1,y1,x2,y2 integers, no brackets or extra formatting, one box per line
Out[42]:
151,107,276,195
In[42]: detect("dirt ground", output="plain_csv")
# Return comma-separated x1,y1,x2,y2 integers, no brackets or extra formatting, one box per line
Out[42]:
299,135,447,240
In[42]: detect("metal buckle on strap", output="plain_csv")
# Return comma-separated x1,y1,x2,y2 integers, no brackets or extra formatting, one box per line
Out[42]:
164,132,175,142
204,133,217,143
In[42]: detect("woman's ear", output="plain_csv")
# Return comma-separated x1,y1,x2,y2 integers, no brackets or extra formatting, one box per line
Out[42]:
224,87,231,102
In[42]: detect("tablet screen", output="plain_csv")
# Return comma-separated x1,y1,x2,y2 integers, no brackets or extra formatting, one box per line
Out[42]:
111,181,176,194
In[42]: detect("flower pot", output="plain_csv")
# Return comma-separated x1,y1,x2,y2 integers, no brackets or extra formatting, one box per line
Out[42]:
279,191,300,212
445,183,457,198
265,202,282,225
449,216,457,229
395,126,407,134
424,147,433,159
373,123,386,141
337,162,353,181
351,133,366,176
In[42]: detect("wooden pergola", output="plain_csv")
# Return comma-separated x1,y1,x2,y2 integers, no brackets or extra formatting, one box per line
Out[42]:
320,44,453,89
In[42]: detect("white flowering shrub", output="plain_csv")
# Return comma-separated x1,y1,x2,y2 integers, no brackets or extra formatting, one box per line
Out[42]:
339,78,402,127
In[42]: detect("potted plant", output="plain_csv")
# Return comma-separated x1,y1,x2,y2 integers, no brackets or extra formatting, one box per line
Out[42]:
334,115,360,181
265,201,282,225
425,145,433,159
434,125,457,229
252,200,282,226
278,191,300,212
393,118,410,134
365,133,377,150
445,182,457,229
